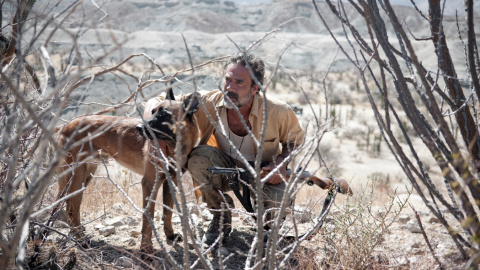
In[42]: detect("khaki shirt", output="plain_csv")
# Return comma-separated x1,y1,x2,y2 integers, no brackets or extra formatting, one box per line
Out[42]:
193,90,305,163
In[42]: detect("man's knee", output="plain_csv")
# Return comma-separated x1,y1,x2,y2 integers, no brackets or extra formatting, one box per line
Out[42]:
187,146,218,178
187,145,227,191
264,182,291,221
187,145,232,177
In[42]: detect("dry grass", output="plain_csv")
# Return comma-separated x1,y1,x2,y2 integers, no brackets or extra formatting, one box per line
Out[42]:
316,176,411,269
81,163,143,218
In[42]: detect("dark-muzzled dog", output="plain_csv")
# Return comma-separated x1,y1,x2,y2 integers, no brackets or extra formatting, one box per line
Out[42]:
54,93,199,254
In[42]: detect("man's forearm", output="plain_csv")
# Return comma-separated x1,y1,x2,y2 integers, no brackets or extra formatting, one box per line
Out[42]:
277,143,296,163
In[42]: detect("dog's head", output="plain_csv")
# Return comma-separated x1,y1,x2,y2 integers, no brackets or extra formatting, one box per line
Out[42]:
136,93,199,142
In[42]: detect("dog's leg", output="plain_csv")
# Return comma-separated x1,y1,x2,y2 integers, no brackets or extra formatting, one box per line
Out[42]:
162,175,182,242
139,162,164,254
56,161,98,239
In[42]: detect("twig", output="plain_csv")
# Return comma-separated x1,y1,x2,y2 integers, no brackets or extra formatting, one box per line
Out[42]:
410,205,444,269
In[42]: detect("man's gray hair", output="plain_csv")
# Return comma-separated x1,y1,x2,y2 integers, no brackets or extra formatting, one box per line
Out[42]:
225,52,265,87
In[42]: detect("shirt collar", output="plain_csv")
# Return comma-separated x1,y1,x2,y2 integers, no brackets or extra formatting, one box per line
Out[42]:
250,93,260,118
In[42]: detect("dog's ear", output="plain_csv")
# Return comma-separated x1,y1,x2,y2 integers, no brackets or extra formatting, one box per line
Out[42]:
166,86,175,101
183,93,199,115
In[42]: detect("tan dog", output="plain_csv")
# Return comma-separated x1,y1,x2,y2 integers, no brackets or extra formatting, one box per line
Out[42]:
54,93,199,254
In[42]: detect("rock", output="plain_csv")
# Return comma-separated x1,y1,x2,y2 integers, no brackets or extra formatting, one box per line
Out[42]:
322,223,336,234
439,207,450,213
193,224,205,238
415,209,430,216
94,224,105,231
112,203,126,213
397,215,411,224
54,220,70,229
115,256,134,268
201,209,213,221
171,215,182,224
130,229,141,238
123,216,139,226
118,225,129,231
99,225,116,237
408,256,419,263
198,203,214,221
406,220,422,233
411,242,421,248
53,209,70,225
330,209,342,216
427,216,440,223
241,216,256,226
121,237,136,246
104,216,124,227
187,202,200,215
190,213,202,226
237,225,252,231
220,247,229,257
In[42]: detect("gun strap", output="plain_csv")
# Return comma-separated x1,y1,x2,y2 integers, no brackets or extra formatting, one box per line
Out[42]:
228,174,255,215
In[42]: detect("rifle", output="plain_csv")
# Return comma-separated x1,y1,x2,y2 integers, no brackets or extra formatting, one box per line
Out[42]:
206,166,352,214
206,166,352,194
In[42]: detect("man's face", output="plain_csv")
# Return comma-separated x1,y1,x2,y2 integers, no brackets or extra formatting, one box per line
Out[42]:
223,64,259,109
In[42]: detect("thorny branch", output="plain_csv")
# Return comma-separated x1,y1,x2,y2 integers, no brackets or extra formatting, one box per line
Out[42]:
313,0,480,262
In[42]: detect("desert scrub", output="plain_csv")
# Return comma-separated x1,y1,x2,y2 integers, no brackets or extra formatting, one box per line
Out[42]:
319,176,411,269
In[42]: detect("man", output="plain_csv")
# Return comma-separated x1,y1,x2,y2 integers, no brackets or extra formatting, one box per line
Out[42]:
186,53,305,245
144,53,304,245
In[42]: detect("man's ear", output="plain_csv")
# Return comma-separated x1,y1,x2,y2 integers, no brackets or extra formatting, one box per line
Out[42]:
183,93,199,115
252,84,259,95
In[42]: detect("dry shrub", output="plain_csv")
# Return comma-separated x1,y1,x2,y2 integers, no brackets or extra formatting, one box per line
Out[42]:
285,245,322,269
319,175,411,269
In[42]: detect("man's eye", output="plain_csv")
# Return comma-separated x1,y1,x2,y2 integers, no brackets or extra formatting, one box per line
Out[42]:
151,109,156,115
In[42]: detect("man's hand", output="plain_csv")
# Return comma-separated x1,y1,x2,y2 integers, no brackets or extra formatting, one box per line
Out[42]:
261,157,288,185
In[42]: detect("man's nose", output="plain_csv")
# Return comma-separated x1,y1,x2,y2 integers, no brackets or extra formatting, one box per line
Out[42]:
225,81,232,90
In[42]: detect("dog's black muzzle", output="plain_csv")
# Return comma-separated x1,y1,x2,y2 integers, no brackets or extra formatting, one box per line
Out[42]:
136,123,155,140
136,123,176,142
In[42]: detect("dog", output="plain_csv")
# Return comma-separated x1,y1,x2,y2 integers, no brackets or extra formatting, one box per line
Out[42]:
53,92,199,254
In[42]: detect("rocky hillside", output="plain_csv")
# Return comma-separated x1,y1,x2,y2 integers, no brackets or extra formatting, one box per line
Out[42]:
24,0,473,72
5,0,476,118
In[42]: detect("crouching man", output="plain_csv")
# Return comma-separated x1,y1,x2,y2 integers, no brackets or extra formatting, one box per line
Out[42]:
187,52,305,245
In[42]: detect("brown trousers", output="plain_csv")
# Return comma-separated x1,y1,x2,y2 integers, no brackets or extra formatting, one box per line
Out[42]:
187,145,289,224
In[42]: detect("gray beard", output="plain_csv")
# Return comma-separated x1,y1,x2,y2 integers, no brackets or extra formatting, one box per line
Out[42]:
223,90,252,109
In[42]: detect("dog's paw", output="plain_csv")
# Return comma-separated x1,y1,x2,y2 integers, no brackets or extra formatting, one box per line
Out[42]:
139,245,155,262
166,233,183,244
